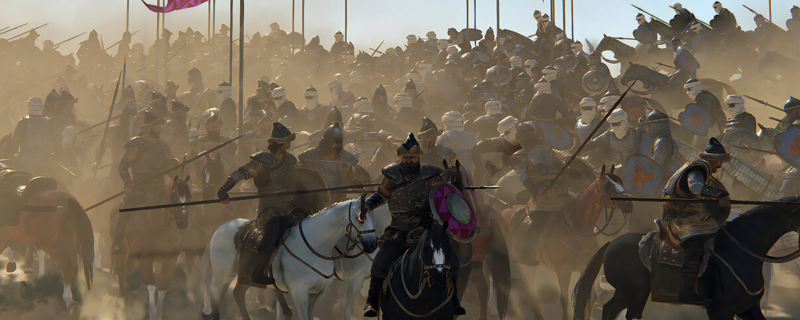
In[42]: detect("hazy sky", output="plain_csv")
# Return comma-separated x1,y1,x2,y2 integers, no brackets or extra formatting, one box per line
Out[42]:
1,0,795,56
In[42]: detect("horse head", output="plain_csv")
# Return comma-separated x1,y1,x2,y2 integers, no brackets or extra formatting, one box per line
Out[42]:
595,164,633,213
441,159,465,191
202,153,226,199
167,175,192,229
418,215,453,294
351,196,378,253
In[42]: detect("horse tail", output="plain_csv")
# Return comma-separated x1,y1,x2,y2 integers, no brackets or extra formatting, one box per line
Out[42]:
571,241,610,320
486,218,511,319
68,198,94,290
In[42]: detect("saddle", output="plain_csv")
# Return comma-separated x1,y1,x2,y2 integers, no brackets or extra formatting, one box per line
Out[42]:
238,206,311,253
638,231,709,304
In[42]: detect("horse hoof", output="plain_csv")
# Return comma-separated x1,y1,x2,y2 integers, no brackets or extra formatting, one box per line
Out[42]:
67,302,80,318
6,262,16,273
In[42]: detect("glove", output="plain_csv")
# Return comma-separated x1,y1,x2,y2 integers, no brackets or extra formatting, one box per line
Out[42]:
218,177,236,202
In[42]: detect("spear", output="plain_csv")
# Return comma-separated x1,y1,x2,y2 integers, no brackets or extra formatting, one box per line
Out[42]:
53,32,87,49
611,196,800,206
85,133,247,211
743,4,786,31
730,145,779,155
743,95,783,112
91,58,126,183
369,41,384,58
15,70,66,94
105,30,140,51
542,78,639,194
7,23,48,40
631,5,671,26
78,114,125,134
655,62,677,69
0,23,28,36
158,42,188,71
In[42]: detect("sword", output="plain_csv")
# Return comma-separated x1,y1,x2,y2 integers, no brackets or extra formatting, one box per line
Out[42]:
119,183,381,212
542,78,639,194
610,196,800,206
85,133,247,211
743,95,783,112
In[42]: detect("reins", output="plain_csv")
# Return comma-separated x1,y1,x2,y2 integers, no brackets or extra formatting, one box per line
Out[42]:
563,180,626,237
388,243,454,318
721,226,800,263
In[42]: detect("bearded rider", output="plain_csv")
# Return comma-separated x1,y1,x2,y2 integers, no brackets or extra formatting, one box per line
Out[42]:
658,138,731,305
113,111,179,254
217,122,299,285
360,133,465,317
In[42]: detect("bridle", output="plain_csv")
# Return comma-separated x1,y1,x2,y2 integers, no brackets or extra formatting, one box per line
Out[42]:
564,176,627,237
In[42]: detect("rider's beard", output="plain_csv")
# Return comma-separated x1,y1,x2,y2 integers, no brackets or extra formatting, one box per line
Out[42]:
401,161,421,175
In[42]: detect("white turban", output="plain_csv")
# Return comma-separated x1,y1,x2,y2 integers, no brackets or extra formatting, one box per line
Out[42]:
326,79,342,89
580,97,597,108
271,87,286,98
485,100,502,115
353,98,374,113
442,111,465,131
497,116,518,133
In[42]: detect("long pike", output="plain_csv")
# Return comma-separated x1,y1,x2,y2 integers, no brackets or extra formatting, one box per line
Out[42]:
611,196,800,206
85,133,247,211
542,78,639,194
91,58,126,183
53,32,87,48
0,23,28,36
7,23,48,40
743,95,783,112
105,30,140,51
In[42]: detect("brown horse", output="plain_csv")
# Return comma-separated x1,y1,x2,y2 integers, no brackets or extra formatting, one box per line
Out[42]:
508,166,632,320
112,175,191,320
0,176,94,317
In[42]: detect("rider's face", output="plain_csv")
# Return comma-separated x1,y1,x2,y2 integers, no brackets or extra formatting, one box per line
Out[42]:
401,155,420,164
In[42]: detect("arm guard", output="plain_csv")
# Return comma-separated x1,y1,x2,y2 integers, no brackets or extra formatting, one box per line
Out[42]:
700,184,729,199
118,148,136,188
217,177,236,201
364,192,386,212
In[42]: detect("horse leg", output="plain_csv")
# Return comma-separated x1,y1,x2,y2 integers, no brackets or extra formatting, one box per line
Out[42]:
0,240,14,272
156,257,178,320
526,270,544,320
307,290,325,318
470,264,490,320
291,288,310,320
556,267,572,320
275,290,293,320
93,232,103,269
36,248,46,279
56,253,80,316
736,304,767,320
140,259,158,320
232,283,251,320
344,275,366,320
600,292,626,320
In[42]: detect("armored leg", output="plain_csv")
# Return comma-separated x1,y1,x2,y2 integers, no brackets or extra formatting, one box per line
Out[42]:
251,212,294,285
679,237,711,305
365,235,407,317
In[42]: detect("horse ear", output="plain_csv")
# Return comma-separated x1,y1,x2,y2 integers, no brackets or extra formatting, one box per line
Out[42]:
609,165,615,174
455,160,461,170
629,61,633,66
600,164,606,175
443,159,449,169
185,175,191,183
442,220,449,231
173,175,179,183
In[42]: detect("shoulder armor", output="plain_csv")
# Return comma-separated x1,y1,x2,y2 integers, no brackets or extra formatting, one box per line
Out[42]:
124,136,149,148
381,163,402,181
419,164,443,180
435,145,456,159
286,153,298,165
340,150,359,165
250,151,279,167
298,147,320,162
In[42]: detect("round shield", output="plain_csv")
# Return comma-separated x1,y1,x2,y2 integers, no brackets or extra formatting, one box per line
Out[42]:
430,182,477,242
674,50,700,74
292,167,331,213
774,126,800,169
582,70,609,96
563,55,578,73
722,128,763,166
460,52,479,67
348,165,373,185
535,120,574,151
619,154,665,197
486,65,512,87
678,104,713,136
633,25,655,44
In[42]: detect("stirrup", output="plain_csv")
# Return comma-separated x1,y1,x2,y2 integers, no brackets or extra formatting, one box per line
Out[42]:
363,304,378,317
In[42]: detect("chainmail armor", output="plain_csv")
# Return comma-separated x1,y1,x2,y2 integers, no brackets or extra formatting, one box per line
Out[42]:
436,129,478,172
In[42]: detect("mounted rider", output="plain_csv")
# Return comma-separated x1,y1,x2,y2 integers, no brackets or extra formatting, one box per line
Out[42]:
6,97,59,178
112,111,179,254
298,122,359,202
776,97,800,132
417,117,456,168
360,133,465,317
218,122,299,285
465,100,505,141
473,116,522,185
583,109,649,168
437,111,478,173
658,137,731,305
685,78,725,144
575,97,601,143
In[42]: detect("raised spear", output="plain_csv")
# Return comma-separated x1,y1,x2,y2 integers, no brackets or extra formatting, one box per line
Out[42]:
369,41,384,58
0,23,28,36
91,58,126,183
85,133,247,211
743,95,783,112
7,23,48,40
105,30,140,51
730,145,779,156
542,78,639,194
53,32,87,49
631,5,671,26
158,42,188,71
743,4,786,31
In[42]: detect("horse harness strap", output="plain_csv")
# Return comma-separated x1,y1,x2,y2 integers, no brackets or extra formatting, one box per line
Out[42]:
721,226,800,263
298,202,375,261
708,250,764,296
388,250,455,318
280,242,340,280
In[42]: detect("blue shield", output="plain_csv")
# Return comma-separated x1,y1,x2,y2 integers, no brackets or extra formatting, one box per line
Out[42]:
773,126,800,169
536,120,574,151
688,34,710,54
633,25,655,44
678,104,713,136
619,153,665,197
674,50,700,74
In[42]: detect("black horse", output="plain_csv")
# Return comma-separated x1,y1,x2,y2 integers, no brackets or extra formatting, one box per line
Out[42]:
573,196,800,320
380,216,458,320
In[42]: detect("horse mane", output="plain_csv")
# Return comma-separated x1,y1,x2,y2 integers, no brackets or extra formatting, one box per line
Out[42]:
307,199,356,218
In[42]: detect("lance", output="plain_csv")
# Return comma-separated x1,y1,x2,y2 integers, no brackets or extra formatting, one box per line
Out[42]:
119,183,381,212
15,70,66,94
542,78,639,194
0,23,28,36
631,5,671,26
769,117,787,124
743,95,783,112
655,62,677,69
368,48,384,55
158,42,188,71
370,41,384,58
91,59,126,183
0,26,7,33
105,30,140,51
53,32,87,49
614,37,636,41
78,114,125,134
743,5,785,31
730,145,779,156
8,23,48,40
611,196,800,206
85,132,247,212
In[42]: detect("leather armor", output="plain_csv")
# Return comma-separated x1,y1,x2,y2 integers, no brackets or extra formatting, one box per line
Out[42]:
230,152,297,212
365,163,443,233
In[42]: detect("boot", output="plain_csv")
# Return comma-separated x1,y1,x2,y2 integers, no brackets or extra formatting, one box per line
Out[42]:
679,243,710,305
364,276,384,317
251,235,279,285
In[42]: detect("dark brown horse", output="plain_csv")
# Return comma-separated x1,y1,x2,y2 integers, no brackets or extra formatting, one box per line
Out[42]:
508,166,632,320
0,176,94,317
112,175,191,320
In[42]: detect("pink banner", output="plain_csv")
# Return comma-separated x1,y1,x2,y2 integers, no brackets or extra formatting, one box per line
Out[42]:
142,0,209,13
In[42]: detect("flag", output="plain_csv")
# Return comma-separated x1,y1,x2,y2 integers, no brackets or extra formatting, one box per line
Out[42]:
142,0,209,13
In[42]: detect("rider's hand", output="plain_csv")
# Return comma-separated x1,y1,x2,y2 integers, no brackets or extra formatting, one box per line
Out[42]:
218,190,230,204
718,195,731,207
221,199,231,205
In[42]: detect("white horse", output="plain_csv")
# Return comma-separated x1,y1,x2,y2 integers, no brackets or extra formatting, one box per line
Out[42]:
198,199,380,320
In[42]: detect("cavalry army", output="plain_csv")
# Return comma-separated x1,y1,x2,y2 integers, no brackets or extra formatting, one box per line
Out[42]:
2,1,800,319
